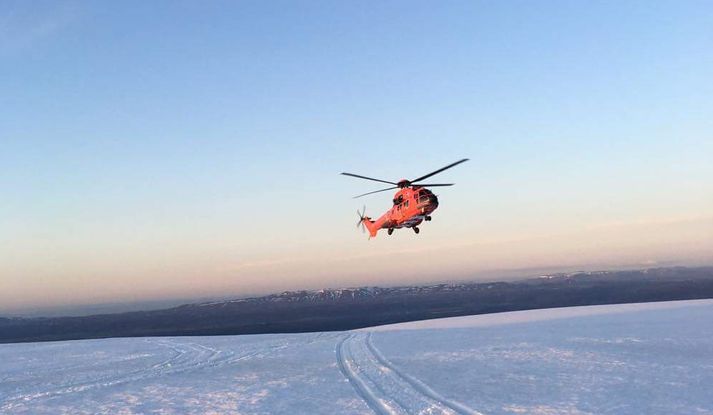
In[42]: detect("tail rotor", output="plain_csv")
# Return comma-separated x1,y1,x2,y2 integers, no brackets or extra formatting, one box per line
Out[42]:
356,205,367,233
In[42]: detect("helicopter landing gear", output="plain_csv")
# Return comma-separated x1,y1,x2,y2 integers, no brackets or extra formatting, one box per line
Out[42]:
425,215,432,221
413,227,420,234
387,228,394,235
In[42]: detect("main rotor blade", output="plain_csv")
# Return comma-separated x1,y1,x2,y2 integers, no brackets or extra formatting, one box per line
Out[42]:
410,158,469,183
353,186,398,199
416,183,454,187
341,172,397,185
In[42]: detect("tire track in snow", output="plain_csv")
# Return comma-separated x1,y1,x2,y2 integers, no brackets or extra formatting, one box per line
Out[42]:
337,332,481,415
2,339,192,409
365,333,483,415
336,334,397,415
0,337,275,411
148,339,188,371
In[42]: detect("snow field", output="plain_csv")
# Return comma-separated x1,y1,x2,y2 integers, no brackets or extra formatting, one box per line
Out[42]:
2,300,712,414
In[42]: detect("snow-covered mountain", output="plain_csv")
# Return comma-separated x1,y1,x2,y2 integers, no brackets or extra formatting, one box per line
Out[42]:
195,284,489,307
191,266,709,308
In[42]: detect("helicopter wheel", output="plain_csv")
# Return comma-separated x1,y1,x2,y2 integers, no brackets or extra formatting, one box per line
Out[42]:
387,228,394,235
413,227,420,234
425,216,432,221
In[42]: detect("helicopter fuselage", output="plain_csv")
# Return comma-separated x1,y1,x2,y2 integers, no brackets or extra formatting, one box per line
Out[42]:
362,186,439,237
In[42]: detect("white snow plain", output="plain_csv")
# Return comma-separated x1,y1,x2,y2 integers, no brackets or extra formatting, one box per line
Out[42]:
2,299,713,414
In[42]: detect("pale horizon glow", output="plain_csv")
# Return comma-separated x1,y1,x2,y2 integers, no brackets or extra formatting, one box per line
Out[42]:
1,1,712,314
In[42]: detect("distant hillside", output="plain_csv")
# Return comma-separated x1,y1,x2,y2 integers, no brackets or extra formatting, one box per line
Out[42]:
1,266,712,344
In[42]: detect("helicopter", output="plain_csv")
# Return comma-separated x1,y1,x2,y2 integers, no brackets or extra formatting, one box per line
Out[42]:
341,158,468,237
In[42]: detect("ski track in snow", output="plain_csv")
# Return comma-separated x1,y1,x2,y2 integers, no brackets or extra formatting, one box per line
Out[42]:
336,332,480,415
0,337,283,411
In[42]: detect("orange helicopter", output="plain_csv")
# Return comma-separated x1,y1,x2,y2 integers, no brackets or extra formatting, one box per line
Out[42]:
341,158,468,237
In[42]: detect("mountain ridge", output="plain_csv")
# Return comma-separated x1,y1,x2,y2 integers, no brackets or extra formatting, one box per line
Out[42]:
2,266,712,344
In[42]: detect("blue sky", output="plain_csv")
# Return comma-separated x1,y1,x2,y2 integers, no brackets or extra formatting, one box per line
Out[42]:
1,1,712,312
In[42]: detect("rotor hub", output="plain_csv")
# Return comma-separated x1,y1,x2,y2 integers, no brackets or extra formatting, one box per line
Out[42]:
397,179,411,188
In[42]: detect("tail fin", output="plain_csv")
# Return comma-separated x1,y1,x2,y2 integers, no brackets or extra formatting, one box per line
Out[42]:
362,218,379,238
357,206,379,238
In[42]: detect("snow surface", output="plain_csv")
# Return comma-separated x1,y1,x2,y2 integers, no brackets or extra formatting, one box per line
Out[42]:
2,300,713,414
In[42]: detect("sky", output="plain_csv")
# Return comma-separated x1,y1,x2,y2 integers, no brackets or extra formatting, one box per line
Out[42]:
1,1,712,314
